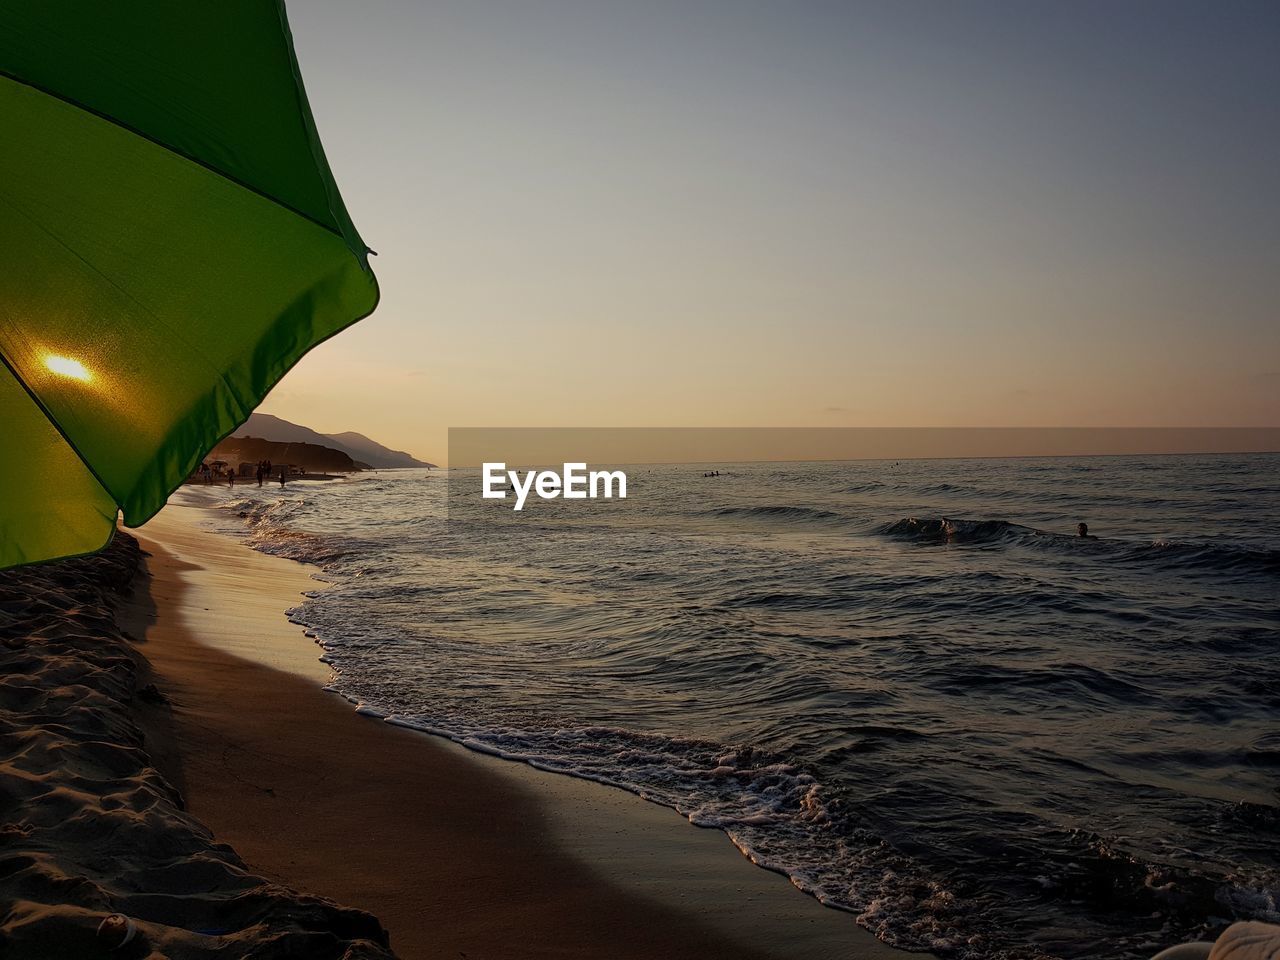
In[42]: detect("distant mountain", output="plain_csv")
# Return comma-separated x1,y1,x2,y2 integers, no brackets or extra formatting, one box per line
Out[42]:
324,430,432,470
236,413,334,448
235,413,435,469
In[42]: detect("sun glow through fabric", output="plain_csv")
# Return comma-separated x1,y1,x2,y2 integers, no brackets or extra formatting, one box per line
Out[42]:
43,355,92,383
0,1,379,568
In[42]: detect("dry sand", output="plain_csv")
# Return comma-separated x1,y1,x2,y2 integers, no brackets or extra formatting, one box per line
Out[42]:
0,534,392,959
124,500,915,960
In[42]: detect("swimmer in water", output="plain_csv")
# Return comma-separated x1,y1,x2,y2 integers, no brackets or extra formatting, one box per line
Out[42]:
1077,522,1094,538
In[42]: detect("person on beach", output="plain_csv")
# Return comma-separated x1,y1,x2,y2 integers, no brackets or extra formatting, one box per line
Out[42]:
227,470,235,488
279,468,287,488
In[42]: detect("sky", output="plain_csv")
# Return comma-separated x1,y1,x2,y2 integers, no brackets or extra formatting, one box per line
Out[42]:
262,0,1280,463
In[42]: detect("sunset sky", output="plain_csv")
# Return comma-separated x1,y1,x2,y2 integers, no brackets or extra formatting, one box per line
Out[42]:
262,0,1280,463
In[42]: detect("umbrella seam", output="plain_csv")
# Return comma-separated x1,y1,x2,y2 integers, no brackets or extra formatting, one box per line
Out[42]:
0,343,121,528
276,0,374,268
0,70,372,265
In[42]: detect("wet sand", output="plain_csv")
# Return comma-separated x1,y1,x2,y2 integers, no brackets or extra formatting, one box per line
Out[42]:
125,502,913,960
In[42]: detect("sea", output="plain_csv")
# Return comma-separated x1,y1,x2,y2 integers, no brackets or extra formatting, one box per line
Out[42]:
182,453,1280,960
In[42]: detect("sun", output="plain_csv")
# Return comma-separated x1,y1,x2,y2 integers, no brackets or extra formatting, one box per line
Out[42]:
44,354,93,383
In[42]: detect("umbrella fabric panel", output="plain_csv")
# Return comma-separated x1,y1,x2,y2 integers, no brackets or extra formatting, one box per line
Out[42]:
0,366,117,569
0,74,377,533
0,0,367,261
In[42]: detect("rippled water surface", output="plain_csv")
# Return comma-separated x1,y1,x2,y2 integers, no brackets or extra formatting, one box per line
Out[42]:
186,454,1280,959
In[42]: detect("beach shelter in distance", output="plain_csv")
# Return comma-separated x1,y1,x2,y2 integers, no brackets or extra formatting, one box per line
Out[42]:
0,1,378,569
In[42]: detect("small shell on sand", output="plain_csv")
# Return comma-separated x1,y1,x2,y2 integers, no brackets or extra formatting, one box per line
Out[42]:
96,913,138,949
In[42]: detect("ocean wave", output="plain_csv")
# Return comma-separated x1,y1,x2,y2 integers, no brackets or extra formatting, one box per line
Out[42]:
1043,829,1278,933
354,710,991,955
881,517,1041,544
913,660,1157,704
327,696,1277,960
1125,540,1280,576
213,495,350,565
841,480,887,493
246,526,348,565
880,517,1279,576
710,504,848,524
215,495,311,526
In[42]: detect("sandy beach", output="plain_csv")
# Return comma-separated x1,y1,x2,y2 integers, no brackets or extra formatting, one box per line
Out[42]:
0,495,910,959
0,532,392,959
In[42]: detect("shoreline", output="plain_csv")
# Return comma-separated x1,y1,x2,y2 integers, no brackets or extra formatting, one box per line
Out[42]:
128,501,911,960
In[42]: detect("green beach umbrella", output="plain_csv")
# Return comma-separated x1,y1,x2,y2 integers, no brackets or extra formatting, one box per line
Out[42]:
0,1,378,569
